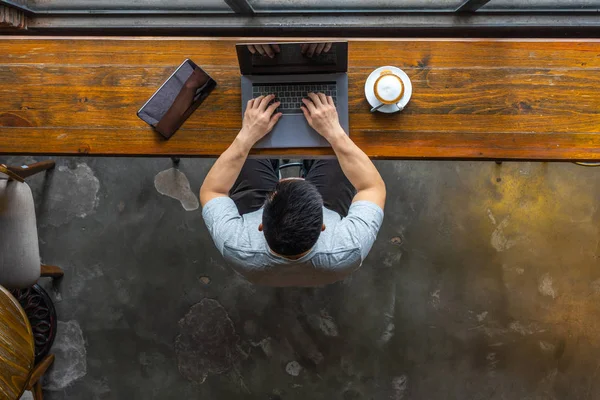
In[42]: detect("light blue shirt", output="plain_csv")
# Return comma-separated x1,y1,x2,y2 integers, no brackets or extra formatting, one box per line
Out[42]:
202,197,384,287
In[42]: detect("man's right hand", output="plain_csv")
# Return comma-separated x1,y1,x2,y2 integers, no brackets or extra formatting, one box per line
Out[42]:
238,94,282,148
301,92,344,141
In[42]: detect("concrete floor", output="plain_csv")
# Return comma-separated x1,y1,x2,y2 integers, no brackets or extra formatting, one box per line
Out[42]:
3,156,599,400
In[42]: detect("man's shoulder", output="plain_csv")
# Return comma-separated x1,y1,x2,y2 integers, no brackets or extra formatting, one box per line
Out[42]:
317,201,384,264
222,239,360,267
310,244,362,270
223,241,271,265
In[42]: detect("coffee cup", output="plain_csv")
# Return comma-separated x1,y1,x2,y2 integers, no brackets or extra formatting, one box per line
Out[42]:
372,70,405,112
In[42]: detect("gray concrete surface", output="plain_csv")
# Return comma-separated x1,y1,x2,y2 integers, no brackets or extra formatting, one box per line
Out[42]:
3,155,599,400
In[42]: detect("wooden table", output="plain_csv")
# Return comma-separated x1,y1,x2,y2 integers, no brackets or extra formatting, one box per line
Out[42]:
0,285,35,400
0,37,599,161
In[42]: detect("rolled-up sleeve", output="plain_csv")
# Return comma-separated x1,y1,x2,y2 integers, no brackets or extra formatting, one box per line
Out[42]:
202,196,243,255
338,201,384,260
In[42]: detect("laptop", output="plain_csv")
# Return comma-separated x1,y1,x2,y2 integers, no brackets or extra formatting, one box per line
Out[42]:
236,42,349,148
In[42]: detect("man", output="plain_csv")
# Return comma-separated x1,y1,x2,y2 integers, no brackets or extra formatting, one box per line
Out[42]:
200,92,386,286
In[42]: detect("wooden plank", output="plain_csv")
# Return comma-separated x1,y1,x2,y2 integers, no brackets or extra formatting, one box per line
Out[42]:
2,38,600,68
0,68,598,133
0,37,599,160
1,127,598,160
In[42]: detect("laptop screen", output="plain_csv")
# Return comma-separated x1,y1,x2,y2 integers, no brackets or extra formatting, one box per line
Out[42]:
236,42,348,75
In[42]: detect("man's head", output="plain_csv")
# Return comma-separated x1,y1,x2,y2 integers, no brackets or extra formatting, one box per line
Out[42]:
261,179,324,257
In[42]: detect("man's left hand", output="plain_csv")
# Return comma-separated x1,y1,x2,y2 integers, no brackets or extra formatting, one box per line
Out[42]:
238,94,282,148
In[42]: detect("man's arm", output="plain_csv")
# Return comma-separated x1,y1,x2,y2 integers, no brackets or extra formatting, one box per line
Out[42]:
200,94,281,206
301,93,386,209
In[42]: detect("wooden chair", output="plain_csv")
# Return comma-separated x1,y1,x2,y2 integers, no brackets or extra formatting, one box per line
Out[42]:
24,354,56,400
0,285,55,400
0,161,64,289
0,161,63,400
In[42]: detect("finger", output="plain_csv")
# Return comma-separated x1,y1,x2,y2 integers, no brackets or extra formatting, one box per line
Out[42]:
300,105,312,123
307,92,323,106
300,43,308,54
268,112,283,131
247,45,257,54
302,98,317,113
247,98,255,109
255,45,266,56
307,43,318,57
261,44,275,58
252,95,264,108
315,43,326,55
326,95,334,106
266,100,280,115
317,92,328,104
272,44,281,53
259,94,275,110
323,42,332,53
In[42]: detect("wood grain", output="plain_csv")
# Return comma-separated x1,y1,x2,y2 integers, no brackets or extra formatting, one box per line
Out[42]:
0,37,599,160
0,285,35,400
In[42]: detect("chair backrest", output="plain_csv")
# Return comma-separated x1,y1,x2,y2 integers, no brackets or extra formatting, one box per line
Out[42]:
0,164,24,182
278,162,305,180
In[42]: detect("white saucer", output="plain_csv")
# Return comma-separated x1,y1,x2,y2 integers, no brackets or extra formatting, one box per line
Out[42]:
364,66,412,113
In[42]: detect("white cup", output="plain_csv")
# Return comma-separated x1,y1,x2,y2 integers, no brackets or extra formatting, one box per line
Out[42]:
372,70,405,112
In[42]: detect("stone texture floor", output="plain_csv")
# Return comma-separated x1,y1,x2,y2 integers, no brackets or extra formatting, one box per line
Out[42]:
3,155,599,400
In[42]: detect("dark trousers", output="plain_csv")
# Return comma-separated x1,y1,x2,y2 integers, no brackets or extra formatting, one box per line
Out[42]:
229,159,356,217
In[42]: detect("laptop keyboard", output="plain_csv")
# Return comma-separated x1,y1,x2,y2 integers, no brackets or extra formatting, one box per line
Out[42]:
252,82,337,114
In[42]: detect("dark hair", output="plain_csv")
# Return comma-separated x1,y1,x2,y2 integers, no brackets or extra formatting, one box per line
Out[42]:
262,179,324,256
